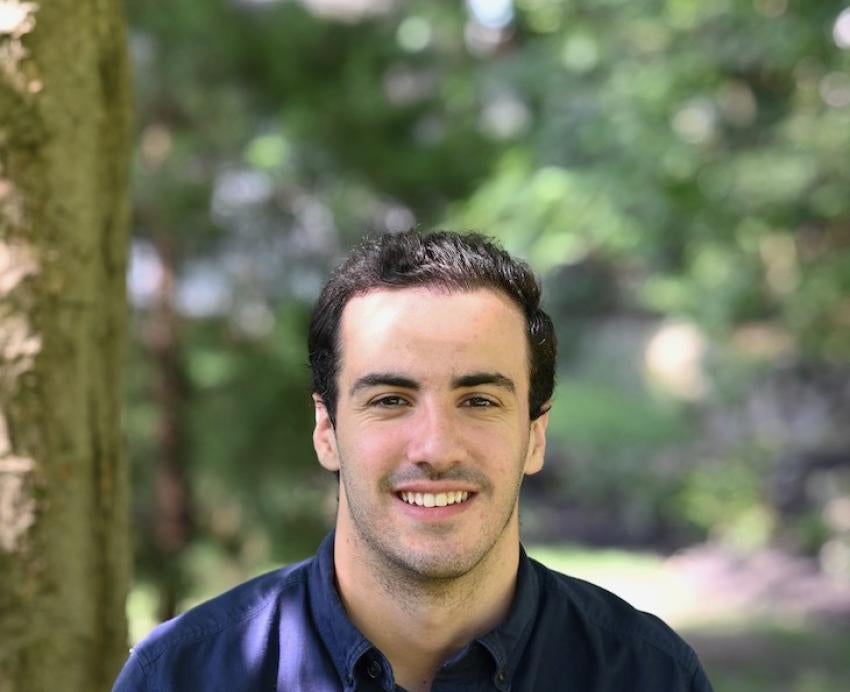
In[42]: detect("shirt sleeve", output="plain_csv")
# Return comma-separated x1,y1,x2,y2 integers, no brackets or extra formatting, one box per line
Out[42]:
112,650,149,692
690,660,715,692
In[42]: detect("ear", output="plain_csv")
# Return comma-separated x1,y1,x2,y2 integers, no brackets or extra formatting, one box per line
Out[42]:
523,406,550,476
312,394,340,472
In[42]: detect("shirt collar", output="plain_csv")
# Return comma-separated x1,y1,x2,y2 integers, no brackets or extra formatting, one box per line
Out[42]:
308,531,374,687
475,544,541,687
307,532,540,689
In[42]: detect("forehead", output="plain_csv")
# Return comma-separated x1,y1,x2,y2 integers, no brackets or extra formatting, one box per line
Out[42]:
337,287,529,383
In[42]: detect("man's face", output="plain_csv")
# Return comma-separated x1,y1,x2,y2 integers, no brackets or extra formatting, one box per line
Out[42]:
313,287,548,581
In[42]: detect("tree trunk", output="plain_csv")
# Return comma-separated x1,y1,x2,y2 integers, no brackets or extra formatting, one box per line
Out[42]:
0,1,132,690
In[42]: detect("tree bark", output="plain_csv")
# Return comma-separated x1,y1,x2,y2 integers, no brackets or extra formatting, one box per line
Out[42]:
0,1,132,690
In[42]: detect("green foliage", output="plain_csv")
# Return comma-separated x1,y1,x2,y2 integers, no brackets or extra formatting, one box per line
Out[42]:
550,380,686,450
672,453,774,548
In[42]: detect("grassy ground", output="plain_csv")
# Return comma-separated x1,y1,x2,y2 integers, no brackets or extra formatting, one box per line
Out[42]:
687,622,850,692
529,545,850,692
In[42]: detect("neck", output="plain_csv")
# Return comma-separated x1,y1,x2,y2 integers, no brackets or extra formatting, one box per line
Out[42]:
333,523,520,692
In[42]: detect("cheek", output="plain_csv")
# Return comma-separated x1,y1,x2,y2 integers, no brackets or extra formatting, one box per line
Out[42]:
459,433,523,487
339,425,404,470
470,421,525,455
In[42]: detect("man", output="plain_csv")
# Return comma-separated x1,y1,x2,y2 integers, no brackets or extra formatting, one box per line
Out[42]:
115,231,713,691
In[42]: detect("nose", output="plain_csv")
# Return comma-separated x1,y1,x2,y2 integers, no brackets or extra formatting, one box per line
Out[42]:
405,399,466,473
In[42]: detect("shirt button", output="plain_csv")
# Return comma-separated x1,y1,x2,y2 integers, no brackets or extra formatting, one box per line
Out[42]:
496,670,507,683
366,659,382,679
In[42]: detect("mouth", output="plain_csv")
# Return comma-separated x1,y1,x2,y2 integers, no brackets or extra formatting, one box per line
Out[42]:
398,490,472,508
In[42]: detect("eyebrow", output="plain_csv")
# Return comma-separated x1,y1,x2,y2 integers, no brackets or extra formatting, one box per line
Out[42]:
452,372,515,393
349,371,515,397
349,373,420,397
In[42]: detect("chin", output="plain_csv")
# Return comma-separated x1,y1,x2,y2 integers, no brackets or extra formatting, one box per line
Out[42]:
390,548,484,582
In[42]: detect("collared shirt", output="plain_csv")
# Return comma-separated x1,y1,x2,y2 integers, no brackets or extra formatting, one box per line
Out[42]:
113,532,714,691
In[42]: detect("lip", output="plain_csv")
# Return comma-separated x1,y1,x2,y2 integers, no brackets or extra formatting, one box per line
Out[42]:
393,488,478,521
393,482,479,494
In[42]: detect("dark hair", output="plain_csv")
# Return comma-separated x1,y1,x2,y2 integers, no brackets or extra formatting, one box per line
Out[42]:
308,230,556,425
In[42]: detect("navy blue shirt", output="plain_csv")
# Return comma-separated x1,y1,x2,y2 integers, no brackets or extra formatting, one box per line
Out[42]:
114,533,713,691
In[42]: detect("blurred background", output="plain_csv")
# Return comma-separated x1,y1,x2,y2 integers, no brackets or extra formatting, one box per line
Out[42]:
124,1,850,689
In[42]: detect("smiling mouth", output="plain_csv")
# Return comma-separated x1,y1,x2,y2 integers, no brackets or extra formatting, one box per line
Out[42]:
398,491,471,508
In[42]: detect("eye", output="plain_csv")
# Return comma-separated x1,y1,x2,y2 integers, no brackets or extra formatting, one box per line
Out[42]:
370,395,410,408
462,396,498,408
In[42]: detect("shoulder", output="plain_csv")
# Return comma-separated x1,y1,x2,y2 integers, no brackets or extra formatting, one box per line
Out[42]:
138,557,312,664
531,558,703,677
114,557,314,690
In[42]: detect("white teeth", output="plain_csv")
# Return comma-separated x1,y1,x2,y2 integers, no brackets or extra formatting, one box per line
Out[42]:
399,491,471,507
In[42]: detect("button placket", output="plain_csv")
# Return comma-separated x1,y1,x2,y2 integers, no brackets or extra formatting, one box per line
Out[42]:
366,658,382,679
